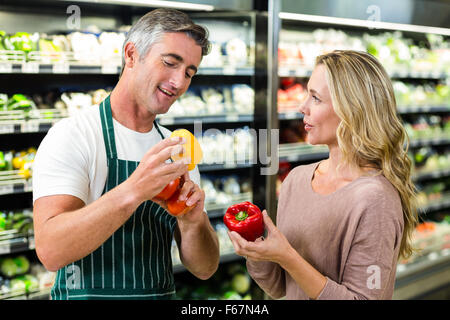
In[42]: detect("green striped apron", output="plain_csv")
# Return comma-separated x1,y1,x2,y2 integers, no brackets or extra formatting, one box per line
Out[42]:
51,96,177,300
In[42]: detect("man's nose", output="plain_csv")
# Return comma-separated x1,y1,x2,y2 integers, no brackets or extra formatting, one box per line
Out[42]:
169,69,186,89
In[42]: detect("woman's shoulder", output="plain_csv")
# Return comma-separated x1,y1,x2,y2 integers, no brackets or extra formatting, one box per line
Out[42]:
349,173,403,220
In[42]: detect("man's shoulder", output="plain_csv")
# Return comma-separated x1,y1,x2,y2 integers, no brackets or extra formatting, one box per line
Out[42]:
51,106,100,135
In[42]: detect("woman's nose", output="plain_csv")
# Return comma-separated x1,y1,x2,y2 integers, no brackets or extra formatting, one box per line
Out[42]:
299,99,308,115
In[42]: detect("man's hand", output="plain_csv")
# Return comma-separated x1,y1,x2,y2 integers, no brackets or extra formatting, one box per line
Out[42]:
124,136,190,204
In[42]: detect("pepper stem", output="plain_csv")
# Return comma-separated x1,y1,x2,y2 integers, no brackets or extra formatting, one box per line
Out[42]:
235,211,248,221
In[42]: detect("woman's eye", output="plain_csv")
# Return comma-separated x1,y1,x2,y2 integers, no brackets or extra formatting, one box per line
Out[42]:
312,95,320,103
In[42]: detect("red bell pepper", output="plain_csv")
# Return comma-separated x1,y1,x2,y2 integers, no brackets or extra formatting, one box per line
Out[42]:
224,201,264,242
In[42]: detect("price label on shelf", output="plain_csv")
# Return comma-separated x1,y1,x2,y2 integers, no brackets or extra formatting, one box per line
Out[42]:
225,114,239,122
283,112,298,119
0,184,14,195
0,243,11,255
22,62,39,73
28,237,35,250
431,70,442,79
21,121,39,133
0,124,14,134
278,67,290,76
52,63,70,74
222,66,236,75
158,117,174,125
0,63,12,73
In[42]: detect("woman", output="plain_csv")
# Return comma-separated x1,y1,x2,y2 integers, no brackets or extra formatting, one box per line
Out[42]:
228,50,418,300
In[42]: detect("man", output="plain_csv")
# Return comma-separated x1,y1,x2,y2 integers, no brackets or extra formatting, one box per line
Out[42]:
32,8,220,300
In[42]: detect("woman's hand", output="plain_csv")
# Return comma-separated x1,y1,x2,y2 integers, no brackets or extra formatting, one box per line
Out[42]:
227,210,294,265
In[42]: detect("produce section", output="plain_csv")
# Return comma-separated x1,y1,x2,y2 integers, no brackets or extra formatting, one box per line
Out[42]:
277,10,450,300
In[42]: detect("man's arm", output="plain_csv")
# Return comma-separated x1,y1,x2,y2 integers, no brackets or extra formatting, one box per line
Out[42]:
33,184,141,272
33,137,188,271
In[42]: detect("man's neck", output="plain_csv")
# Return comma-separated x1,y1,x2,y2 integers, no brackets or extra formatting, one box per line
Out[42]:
109,80,156,133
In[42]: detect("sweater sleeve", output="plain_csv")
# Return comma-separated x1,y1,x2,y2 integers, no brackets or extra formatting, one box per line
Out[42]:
316,190,403,300
246,260,286,299
245,167,303,299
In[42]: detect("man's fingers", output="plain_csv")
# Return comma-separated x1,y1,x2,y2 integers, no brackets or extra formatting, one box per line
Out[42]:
157,160,190,181
150,136,185,155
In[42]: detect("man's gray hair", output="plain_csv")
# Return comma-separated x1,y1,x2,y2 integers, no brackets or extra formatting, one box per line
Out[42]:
121,8,210,72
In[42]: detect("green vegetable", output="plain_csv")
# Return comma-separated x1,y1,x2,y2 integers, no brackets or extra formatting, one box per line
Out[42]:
15,275,39,293
231,273,250,294
9,32,38,53
222,291,242,300
7,94,35,111
13,256,30,275
0,94,7,110
0,213,6,231
0,151,5,170
0,258,18,277
9,278,26,293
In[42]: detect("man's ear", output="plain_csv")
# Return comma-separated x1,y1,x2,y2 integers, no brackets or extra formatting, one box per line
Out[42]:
123,42,138,69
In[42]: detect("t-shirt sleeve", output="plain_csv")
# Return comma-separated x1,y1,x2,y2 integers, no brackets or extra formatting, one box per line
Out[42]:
32,120,90,204
316,191,403,300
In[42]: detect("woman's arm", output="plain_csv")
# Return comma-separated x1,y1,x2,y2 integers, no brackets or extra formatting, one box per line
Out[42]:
228,211,326,299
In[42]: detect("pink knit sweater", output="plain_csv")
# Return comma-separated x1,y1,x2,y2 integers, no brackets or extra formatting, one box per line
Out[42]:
247,162,404,300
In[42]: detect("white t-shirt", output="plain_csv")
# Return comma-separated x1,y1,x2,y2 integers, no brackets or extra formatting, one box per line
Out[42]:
32,106,201,205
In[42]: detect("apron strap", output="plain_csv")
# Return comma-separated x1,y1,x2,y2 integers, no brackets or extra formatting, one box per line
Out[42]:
100,97,168,160
154,120,166,140
100,95,118,159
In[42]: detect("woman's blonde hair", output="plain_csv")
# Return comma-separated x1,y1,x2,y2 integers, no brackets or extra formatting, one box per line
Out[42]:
316,50,418,260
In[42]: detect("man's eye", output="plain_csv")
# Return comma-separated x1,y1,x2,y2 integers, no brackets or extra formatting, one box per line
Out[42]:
163,60,175,67
185,72,193,79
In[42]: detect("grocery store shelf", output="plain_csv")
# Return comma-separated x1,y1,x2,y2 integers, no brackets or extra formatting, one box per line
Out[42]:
0,287,51,300
0,61,254,77
0,230,34,256
0,177,32,196
410,137,450,148
198,162,254,172
419,195,450,214
197,66,254,76
279,12,450,36
278,66,448,80
279,143,329,163
205,192,252,219
278,106,450,121
397,106,450,114
173,251,243,274
394,249,450,299
0,62,121,75
278,111,303,120
413,168,450,182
